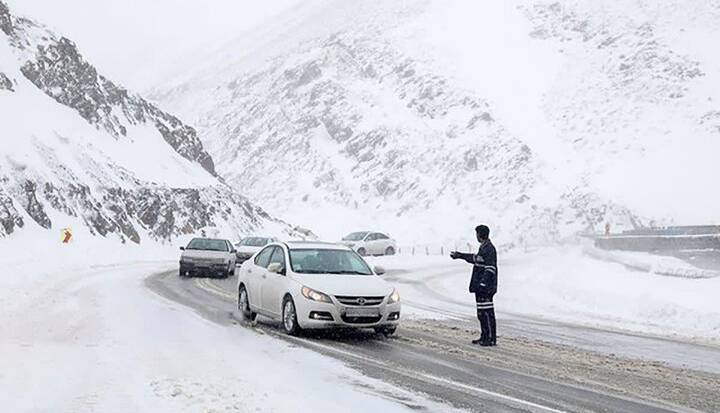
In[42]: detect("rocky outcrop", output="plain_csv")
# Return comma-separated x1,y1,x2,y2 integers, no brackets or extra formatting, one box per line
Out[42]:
0,72,13,91
0,175,285,243
0,2,292,243
0,1,13,36
0,183,23,236
19,37,216,176
18,180,51,229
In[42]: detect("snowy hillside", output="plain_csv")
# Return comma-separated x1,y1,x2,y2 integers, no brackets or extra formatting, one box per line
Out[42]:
0,1,292,243
155,0,720,244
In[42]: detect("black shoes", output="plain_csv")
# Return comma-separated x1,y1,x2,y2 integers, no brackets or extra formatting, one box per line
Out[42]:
472,337,497,346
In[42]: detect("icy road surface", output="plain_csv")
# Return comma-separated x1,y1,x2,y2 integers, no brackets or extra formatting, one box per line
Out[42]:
147,268,720,413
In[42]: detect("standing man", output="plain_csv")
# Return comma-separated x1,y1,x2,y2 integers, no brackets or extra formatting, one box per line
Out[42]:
450,225,497,346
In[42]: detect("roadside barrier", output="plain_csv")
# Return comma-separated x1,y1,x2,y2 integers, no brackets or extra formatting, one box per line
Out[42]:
397,243,476,256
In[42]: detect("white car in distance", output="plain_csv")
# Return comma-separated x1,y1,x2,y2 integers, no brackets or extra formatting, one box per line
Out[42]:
340,231,397,256
234,236,278,263
236,242,401,336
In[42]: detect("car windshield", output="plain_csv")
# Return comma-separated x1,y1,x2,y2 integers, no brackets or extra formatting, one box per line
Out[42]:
289,249,373,275
241,237,270,247
186,238,228,252
342,232,369,241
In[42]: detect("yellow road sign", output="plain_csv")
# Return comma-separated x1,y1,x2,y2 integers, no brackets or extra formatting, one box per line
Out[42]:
61,228,73,244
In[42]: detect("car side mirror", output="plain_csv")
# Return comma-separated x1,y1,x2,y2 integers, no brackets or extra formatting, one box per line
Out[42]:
374,265,386,275
267,263,285,275
231,248,237,254
180,246,185,251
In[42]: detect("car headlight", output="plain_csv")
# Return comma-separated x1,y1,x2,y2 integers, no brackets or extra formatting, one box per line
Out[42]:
301,286,332,303
388,289,400,304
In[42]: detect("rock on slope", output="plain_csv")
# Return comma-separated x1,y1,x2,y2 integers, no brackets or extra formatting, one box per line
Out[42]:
0,1,292,243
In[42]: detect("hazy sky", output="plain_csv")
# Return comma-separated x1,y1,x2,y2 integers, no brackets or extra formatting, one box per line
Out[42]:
6,0,302,91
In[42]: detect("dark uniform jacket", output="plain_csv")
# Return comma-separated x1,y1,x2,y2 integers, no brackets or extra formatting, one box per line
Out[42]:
457,240,497,297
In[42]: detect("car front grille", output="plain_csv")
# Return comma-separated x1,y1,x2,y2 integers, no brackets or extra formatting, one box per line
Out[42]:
334,296,385,306
193,258,223,264
340,315,383,324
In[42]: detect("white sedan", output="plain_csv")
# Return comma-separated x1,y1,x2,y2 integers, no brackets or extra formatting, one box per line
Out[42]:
236,241,401,336
340,231,397,256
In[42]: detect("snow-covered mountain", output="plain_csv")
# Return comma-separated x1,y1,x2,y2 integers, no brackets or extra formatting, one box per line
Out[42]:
0,1,294,243
155,0,720,245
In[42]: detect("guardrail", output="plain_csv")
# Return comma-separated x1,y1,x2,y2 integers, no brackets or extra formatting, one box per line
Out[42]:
620,225,720,236
595,234,720,252
396,244,477,256
592,225,720,252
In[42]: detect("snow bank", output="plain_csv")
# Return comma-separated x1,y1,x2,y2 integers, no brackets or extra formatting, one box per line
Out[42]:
584,246,720,279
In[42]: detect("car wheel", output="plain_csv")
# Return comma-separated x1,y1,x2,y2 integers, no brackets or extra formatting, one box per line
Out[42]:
226,263,234,278
357,247,367,256
282,297,302,336
384,246,395,256
238,286,257,322
375,326,397,337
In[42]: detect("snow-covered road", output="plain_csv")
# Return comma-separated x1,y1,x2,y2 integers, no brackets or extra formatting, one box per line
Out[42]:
147,267,720,413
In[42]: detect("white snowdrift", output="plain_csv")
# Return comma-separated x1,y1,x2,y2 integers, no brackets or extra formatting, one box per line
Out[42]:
584,246,720,279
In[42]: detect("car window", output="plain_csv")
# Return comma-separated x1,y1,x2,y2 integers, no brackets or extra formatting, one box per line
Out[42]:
268,247,286,268
342,232,369,241
254,247,274,268
366,233,377,241
288,249,373,275
376,233,389,240
187,238,229,252
243,237,270,247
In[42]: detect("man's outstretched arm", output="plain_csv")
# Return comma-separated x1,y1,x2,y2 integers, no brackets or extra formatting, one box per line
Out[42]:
450,251,482,264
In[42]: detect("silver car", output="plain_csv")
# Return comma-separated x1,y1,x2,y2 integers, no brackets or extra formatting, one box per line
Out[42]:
179,238,237,278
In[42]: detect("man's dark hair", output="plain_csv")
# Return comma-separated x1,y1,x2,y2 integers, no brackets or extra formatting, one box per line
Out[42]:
475,225,490,239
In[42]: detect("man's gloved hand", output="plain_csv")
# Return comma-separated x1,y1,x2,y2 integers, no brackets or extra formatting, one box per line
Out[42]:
450,251,461,259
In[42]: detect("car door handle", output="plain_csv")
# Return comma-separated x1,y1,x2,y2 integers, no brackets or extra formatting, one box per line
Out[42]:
262,274,267,279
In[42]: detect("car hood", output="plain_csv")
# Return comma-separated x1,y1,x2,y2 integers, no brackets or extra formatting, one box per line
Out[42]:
182,250,228,259
294,274,393,297
236,245,262,254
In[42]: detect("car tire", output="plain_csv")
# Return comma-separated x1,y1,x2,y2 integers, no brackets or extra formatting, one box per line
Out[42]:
238,285,257,322
384,246,395,256
226,263,234,278
357,247,367,257
375,326,397,337
282,297,302,336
